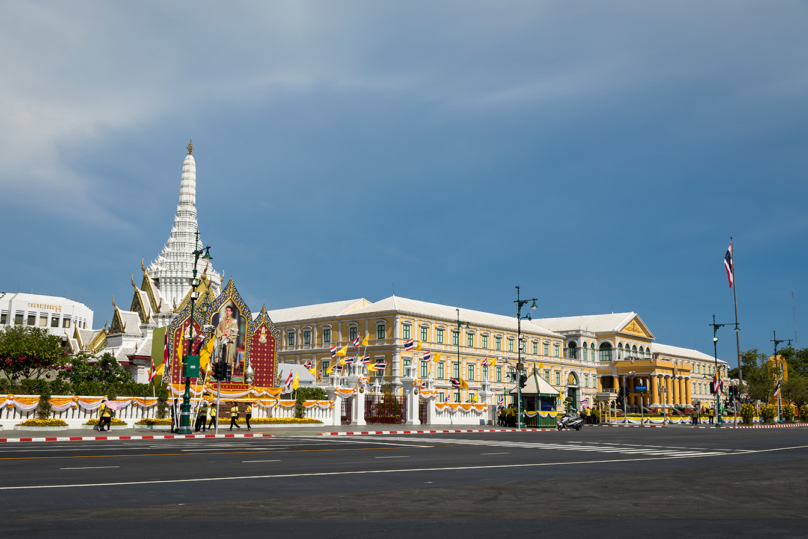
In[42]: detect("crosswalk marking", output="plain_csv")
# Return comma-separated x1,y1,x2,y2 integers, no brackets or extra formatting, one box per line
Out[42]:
372,436,730,457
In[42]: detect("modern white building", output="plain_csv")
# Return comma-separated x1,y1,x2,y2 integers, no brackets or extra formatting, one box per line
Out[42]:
0,292,93,338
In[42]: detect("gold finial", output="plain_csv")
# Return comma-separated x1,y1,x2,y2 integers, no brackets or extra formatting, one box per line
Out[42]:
131,274,136,288
111,296,117,309
187,139,193,155
141,258,146,272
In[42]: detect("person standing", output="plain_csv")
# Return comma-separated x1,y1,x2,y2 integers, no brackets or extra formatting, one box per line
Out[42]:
170,398,179,433
98,399,112,432
245,403,252,431
229,401,241,431
196,401,209,432
208,405,217,430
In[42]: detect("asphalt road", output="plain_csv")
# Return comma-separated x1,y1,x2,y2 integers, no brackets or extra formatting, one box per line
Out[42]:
1,427,807,538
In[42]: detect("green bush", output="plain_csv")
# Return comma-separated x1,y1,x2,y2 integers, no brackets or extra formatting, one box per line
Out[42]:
36,390,52,420
801,404,808,422
740,403,755,424
156,385,169,419
782,404,795,422
760,404,778,423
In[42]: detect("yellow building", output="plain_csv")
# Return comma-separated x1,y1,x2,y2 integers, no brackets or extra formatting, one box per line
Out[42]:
268,297,728,409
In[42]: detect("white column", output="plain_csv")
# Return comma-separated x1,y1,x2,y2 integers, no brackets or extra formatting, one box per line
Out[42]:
401,363,420,425
353,389,366,426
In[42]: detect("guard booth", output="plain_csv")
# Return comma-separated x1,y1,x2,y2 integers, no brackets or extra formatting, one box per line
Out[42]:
511,374,561,428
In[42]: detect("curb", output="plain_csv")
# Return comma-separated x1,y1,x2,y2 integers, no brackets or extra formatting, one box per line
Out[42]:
317,428,559,436
589,424,667,428
694,423,808,429
0,432,273,443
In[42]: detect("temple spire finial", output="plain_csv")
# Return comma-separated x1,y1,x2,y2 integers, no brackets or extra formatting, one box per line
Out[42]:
187,139,193,155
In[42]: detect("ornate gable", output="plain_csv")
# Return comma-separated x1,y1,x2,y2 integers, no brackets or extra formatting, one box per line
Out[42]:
176,269,218,317
619,316,653,339
140,259,160,312
205,278,251,325
87,327,108,354
109,297,125,335
245,305,281,388
130,276,149,324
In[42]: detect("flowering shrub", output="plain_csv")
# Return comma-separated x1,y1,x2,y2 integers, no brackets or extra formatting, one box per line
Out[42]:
740,403,755,424
760,404,778,423
85,418,127,426
801,405,808,421
17,418,68,427
247,418,322,424
782,404,795,422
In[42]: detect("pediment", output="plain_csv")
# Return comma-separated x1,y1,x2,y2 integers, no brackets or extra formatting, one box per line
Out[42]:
619,316,653,339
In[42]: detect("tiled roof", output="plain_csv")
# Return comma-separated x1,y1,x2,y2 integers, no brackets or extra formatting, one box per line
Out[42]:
528,313,638,334
119,311,143,336
653,342,728,365
267,299,370,323
349,296,563,338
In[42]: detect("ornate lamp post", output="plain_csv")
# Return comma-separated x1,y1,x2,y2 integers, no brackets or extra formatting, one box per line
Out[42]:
177,230,212,435
709,314,732,428
771,331,791,423
454,309,470,403
514,286,538,429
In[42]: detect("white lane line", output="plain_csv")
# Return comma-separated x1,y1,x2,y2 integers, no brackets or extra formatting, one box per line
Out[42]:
181,447,287,452
242,460,280,463
481,452,510,455
317,438,432,448
60,466,120,470
2,444,805,491
375,456,409,459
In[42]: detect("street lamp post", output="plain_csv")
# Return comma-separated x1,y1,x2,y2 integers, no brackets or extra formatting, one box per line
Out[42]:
177,230,212,435
771,331,791,423
514,286,538,429
709,315,730,428
454,309,470,404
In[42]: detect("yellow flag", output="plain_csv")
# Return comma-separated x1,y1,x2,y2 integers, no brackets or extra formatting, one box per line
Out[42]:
538,363,544,370
326,364,335,375
335,345,348,357
415,340,422,351
307,368,315,377
361,334,370,346
199,339,215,371
488,358,497,366
155,363,165,377
337,357,346,366
460,378,469,389
433,352,442,363
292,370,299,390
471,393,478,402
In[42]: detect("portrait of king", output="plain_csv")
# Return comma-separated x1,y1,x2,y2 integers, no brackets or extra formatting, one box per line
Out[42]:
212,301,246,379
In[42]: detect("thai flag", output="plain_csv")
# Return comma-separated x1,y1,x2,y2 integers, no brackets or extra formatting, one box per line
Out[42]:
724,240,734,288
352,335,360,349
361,356,371,365
482,357,489,367
303,360,313,370
774,378,781,397
373,361,386,371
451,377,461,388
283,371,294,391
330,344,338,358
422,351,432,362
404,339,414,351
497,397,504,405
148,361,156,384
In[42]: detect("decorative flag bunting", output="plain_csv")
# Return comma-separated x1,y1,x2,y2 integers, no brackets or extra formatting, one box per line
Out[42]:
404,339,414,351
422,351,432,362
373,361,387,371
724,240,734,288
352,335,360,349
330,345,338,358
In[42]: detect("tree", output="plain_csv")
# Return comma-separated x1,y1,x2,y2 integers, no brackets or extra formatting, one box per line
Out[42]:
58,352,135,395
739,349,775,402
0,325,67,380
783,375,808,408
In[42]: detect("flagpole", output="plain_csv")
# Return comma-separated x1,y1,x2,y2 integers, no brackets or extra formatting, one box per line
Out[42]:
731,237,743,402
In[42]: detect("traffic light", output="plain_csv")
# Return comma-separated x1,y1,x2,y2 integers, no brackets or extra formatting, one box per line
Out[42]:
728,385,734,398
519,374,527,389
212,362,222,381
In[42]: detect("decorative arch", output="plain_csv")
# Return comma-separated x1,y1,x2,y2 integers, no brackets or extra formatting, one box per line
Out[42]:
245,305,281,388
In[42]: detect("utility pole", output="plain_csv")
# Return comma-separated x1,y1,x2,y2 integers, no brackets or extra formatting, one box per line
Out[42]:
514,286,538,429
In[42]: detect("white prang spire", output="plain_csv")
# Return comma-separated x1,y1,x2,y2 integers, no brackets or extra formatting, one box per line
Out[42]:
148,140,221,314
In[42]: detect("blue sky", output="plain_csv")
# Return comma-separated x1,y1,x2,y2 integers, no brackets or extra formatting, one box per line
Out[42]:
2,2,807,363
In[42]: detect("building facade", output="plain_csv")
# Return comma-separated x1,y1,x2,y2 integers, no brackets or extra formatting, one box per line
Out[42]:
0,292,93,337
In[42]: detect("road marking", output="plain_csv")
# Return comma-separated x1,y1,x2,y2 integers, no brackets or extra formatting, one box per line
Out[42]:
315,438,432,448
375,456,409,459
242,460,281,463
4,444,805,491
181,447,287,452
481,452,509,455
60,466,120,470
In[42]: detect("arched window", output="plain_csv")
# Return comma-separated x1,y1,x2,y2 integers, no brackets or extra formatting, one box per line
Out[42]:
599,343,613,362
582,343,588,362
631,345,637,359
568,342,577,359
591,342,596,362
618,343,624,360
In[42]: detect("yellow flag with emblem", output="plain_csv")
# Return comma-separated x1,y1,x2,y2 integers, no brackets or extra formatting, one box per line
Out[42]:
335,345,348,357
292,370,299,390
460,378,469,389
433,352,442,363
415,340,422,351
199,339,215,372
361,334,370,346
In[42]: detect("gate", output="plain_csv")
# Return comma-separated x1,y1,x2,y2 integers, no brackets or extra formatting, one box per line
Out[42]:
341,398,352,425
365,394,407,424
418,400,428,425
